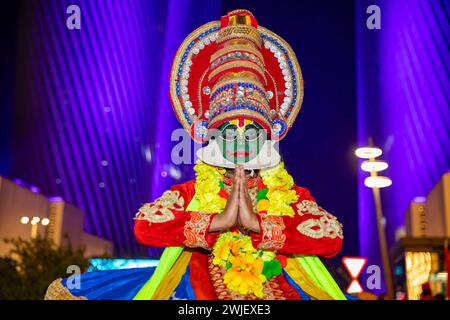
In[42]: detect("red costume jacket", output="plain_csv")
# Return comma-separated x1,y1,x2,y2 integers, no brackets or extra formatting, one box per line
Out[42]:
134,179,343,258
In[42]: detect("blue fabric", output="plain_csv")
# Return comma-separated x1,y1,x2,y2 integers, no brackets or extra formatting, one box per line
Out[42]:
282,270,311,300
62,267,156,300
60,265,346,300
61,266,196,300
344,293,360,300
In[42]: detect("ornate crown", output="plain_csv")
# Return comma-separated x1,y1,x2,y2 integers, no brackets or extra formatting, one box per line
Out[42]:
170,9,304,142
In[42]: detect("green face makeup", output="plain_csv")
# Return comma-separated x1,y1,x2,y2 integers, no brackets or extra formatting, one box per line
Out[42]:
217,120,267,164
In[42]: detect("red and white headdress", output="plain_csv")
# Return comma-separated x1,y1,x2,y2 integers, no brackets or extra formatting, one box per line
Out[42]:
170,9,304,143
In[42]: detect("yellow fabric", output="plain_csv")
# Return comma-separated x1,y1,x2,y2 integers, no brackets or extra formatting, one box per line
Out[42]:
285,257,334,300
133,247,184,300
151,250,192,300
296,255,346,300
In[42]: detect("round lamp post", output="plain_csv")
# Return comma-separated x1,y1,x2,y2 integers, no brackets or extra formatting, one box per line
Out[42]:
21,216,50,239
355,144,394,298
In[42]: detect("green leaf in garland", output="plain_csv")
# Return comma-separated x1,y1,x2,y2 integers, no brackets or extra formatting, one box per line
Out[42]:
271,259,282,277
262,261,272,280
257,188,268,201
219,180,224,189
262,259,283,280
186,196,200,211
226,262,232,270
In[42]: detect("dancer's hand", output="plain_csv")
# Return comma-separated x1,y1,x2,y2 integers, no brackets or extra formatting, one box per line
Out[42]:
209,166,240,231
238,167,260,233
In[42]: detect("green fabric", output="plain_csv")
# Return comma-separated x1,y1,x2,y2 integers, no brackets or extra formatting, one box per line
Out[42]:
297,256,321,285
186,196,200,212
132,247,184,300
296,255,347,300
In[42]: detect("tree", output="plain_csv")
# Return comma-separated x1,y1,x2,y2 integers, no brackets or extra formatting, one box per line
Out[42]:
0,235,89,300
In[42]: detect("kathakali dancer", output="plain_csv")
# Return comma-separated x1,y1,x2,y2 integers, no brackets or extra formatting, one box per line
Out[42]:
45,9,346,300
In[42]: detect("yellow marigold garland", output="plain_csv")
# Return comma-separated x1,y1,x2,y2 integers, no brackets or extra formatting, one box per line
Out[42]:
213,232,267,298
193,161,226,212
259,162,298,216
192,161,298,297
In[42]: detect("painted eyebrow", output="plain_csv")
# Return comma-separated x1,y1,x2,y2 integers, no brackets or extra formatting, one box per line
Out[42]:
222,124,238,130
244,124,260,130
223,124,238,130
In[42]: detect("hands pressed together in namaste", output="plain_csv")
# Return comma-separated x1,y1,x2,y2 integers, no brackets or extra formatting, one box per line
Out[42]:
209,165,260,233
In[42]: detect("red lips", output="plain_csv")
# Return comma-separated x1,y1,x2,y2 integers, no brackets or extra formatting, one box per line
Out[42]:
234,151,250,157
226,151,254,158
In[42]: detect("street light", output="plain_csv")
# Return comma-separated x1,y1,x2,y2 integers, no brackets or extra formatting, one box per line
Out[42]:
360,160,388,173
20,216,30,224
355,143,394,298
354,146,382,159
364,176,392,188
21,215,50,238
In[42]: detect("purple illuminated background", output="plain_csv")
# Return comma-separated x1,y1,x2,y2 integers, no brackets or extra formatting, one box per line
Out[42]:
6,0,222,256
357,0,450,293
